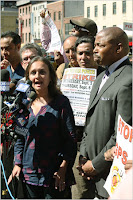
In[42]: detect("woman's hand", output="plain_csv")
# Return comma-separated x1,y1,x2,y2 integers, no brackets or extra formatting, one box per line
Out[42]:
53,160,67,192
8,165,21,185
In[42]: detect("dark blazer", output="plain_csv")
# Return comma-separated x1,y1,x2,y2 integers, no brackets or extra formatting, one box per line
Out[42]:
80,58,132,198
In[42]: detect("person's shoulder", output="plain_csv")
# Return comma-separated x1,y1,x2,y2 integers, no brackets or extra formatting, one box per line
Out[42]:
56,63,66,79
56,63,66,71
56,93,69,102
54,94,70,107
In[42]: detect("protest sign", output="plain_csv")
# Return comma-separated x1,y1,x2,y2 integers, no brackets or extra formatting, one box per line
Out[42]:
44,14,62,53
61,67,97,126
104,115,132,196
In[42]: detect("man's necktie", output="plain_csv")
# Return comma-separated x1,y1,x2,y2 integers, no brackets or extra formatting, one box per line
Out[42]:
105,67,110,76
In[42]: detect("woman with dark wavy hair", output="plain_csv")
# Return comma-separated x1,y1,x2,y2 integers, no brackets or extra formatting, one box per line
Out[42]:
8,56,76,199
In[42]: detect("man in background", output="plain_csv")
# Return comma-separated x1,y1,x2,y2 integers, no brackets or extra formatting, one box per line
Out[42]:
20,43,43,71
16,43,43,85
70,18,97,38
1,31,24,81
56,35,79,81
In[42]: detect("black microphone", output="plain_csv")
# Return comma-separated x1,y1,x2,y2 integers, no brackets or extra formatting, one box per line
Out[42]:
22,90,37,107
0,69,10,92
8,79,18,95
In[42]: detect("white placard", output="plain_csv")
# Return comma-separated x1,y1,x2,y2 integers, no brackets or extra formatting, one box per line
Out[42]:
44,14,62,53
104,115,132,196
61,67,97,126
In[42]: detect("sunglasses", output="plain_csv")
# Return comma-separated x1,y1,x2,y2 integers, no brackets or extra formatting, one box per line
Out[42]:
74,25,89,33
22,55,36,63
74,25,81,31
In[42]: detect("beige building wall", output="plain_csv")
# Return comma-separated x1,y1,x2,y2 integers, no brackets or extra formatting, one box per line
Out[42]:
18,4,32,45
1,11,18,33
84,0,132,38
32,2,47,42
47,1,64,41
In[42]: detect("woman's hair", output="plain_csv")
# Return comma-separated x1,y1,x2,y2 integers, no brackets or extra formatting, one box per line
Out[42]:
25,56,61,97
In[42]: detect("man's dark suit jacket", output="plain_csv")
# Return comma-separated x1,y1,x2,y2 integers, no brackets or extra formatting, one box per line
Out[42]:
80,58,132,198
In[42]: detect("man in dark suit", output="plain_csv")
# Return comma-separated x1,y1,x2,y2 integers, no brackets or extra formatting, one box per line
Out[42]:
79,27,132,199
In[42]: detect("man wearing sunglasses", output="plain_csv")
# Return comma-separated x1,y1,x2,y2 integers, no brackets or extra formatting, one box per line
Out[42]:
70,18,97,38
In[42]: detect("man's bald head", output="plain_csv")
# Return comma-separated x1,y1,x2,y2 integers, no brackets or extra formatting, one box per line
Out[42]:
98,27,129,56
93,27,130,66
63,36,79,67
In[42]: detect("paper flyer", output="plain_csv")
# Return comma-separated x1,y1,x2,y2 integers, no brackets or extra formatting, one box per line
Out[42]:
104,115,132,196
45,14,62,53
60,67,97,126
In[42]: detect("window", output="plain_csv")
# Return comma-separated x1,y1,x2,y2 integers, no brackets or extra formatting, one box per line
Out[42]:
22,20,24,27
22,33,24,43
103,26,106,29
26,33,27,42
38,16,40,25
20,9,21,14
29,6,30,12
35,17,36,23
103,4,106,16
23,8,24,15
65,23,73,36
26,19,27,27
49,13,51,17
29,19,30,26
113,2,116,14
26,7,27,14
94,5,98,17
87,7,90,18
58,11,61,20
54,12,56,21
113,25,116,27
122,1,126,13
29,33,30,42
38,31,40,38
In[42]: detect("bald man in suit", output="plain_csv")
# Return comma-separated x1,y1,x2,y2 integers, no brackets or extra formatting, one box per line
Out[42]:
79,27,132,199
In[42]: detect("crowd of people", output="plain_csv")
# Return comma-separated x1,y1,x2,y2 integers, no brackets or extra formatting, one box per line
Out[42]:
0,11,132,200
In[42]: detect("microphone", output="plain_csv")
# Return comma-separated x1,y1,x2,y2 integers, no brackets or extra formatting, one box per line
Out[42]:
0,69,10,92
8,79,18,95
22,90,37,107
13,80,32,105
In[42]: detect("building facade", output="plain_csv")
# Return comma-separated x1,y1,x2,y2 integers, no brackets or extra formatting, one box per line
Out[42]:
17,0,32,44
31,2,47,43
47,0,64,41
1,1,18,34
64,0,84,38
84,0,132,39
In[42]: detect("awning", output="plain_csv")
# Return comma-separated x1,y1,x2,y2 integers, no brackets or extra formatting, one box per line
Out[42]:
129,42,132,46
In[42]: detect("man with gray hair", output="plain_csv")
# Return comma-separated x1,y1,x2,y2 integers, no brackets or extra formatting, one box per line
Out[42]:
20,43,43,71
17,43,43,84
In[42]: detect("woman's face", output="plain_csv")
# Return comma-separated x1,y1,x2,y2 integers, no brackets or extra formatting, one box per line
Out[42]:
29,60,51,93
